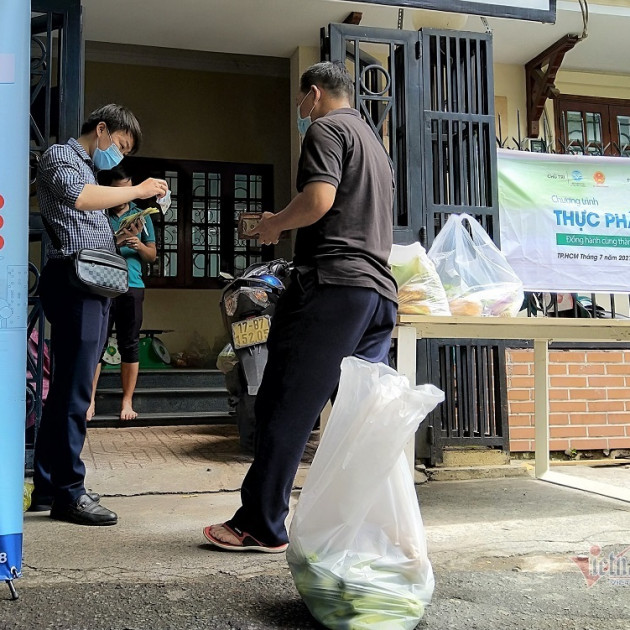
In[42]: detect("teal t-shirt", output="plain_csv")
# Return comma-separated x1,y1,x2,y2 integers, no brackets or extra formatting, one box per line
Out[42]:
108,202,156,288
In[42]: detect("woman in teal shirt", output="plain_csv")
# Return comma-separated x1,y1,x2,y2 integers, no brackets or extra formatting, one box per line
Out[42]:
88,167,157,420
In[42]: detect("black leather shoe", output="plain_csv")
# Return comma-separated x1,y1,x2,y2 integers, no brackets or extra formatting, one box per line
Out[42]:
50,494,117,526
29,492,101,513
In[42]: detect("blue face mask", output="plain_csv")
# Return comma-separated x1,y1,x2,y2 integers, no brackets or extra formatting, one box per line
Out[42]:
93,127,124,170
297,91,315,137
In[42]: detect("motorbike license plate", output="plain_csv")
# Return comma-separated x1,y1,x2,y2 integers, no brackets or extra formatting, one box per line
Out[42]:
231,316,271,349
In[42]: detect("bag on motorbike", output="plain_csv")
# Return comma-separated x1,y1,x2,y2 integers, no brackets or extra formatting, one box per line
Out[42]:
216,343,238,374
288,357,444,630
389,242,451,315
427,213,524,317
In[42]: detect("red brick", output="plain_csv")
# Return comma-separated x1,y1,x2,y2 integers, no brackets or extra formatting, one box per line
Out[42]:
569,438,609,450
509,364,531,375
551,401,588,413
587,425,625,438
568,413,608,425
551,426,588,438
607,412,630,424
568,388,607,400
509,439,532,452
509,350,533,363
586,351,625,363
551,351,585,362
549,413,570,425
510,376,535,388
549,364,568,375
508,389,533,401
510,427,535,440
588,401,625,412
509,401,535,414
569,413,608,424
606,364,630,375
610,437,630,448
568,364,605,375
588,376,626,388
549,439,570,451
549,388,569,401
551,376,588,388
607,389,630,400
509,415,533,427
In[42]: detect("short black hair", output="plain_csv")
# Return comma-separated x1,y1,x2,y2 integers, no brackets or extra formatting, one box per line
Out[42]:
300,61,354,101
81,104,142,154
97,166,131,186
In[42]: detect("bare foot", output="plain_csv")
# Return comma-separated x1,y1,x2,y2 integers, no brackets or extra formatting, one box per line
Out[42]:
208,523,241,546
86,402,96,422
120,402,138,421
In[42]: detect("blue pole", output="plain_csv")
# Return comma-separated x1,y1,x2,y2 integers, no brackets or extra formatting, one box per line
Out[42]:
0,0,30,600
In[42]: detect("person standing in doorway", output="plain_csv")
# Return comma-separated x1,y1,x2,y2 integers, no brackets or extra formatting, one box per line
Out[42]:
88,166,157,422
31,104,168,526
203,62,398,551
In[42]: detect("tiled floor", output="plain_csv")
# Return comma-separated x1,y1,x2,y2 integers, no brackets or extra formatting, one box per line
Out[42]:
82,423,319,495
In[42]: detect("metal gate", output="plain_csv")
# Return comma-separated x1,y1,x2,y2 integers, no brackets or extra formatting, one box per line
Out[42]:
27,0,83,469
323,23,509,464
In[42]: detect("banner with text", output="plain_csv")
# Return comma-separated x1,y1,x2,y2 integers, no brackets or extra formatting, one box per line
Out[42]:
0,0,29,585
498,149,630,294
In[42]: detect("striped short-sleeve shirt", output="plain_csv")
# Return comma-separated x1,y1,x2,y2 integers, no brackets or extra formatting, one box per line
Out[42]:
37,138,117,259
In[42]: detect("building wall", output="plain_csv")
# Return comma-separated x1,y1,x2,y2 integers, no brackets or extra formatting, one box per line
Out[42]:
493,63,527,145
508,348,630,454
83,57,292,356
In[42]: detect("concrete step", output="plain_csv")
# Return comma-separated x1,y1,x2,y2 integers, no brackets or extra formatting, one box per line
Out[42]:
440,447,510,468
89,410,235,428
98,368,226,389
427,462,531,481
94,387,230,414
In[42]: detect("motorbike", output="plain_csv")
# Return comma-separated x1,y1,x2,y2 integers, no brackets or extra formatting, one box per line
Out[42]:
218,259,292,452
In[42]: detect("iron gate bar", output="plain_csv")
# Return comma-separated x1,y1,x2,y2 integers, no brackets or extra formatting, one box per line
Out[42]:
327,23,507,464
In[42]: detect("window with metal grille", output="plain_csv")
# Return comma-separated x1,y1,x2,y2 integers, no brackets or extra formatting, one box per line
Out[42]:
126,157,273,288
555,96,630,157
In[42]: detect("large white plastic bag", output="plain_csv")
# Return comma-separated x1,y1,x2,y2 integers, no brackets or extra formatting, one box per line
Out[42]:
288,357,444,630
389,243,451,315
427,213,524,317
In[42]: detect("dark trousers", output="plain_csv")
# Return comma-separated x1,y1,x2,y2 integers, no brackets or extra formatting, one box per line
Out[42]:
108,287,144,363
228,271,397,546
33,260,110,504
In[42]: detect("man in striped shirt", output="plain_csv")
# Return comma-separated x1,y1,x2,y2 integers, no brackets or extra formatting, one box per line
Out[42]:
31,104,168,526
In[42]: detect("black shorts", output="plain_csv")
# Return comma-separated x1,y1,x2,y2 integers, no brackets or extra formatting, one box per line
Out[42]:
106,287,144,363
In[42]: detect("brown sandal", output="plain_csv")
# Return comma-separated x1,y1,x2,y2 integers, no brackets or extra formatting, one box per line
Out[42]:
203,523,288,554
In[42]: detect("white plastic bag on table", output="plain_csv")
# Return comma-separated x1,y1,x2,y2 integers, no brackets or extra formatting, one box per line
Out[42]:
389,243,451,316
427,213,524,317
288,357,444,630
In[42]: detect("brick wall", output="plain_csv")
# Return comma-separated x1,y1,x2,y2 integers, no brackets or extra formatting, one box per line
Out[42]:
507,348,630,453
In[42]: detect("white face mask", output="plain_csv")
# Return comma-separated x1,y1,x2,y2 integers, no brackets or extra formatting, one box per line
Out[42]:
297,91,315,136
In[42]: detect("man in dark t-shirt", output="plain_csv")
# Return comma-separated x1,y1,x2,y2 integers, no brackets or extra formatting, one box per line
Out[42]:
204,62,398,552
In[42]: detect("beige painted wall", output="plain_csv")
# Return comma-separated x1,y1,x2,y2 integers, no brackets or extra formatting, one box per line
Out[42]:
493,63,527,145
83,60,291,356
555,70,630,100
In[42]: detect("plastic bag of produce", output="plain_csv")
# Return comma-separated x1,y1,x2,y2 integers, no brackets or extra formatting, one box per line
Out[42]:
287,357,444,630
216,343,238,374
427,213,524,317
389,243,451,315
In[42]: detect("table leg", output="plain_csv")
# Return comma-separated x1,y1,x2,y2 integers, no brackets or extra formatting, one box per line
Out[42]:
396,325,418,474
534,339,550,478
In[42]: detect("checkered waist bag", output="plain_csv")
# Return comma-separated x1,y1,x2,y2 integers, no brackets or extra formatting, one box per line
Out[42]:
70,248,129,298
